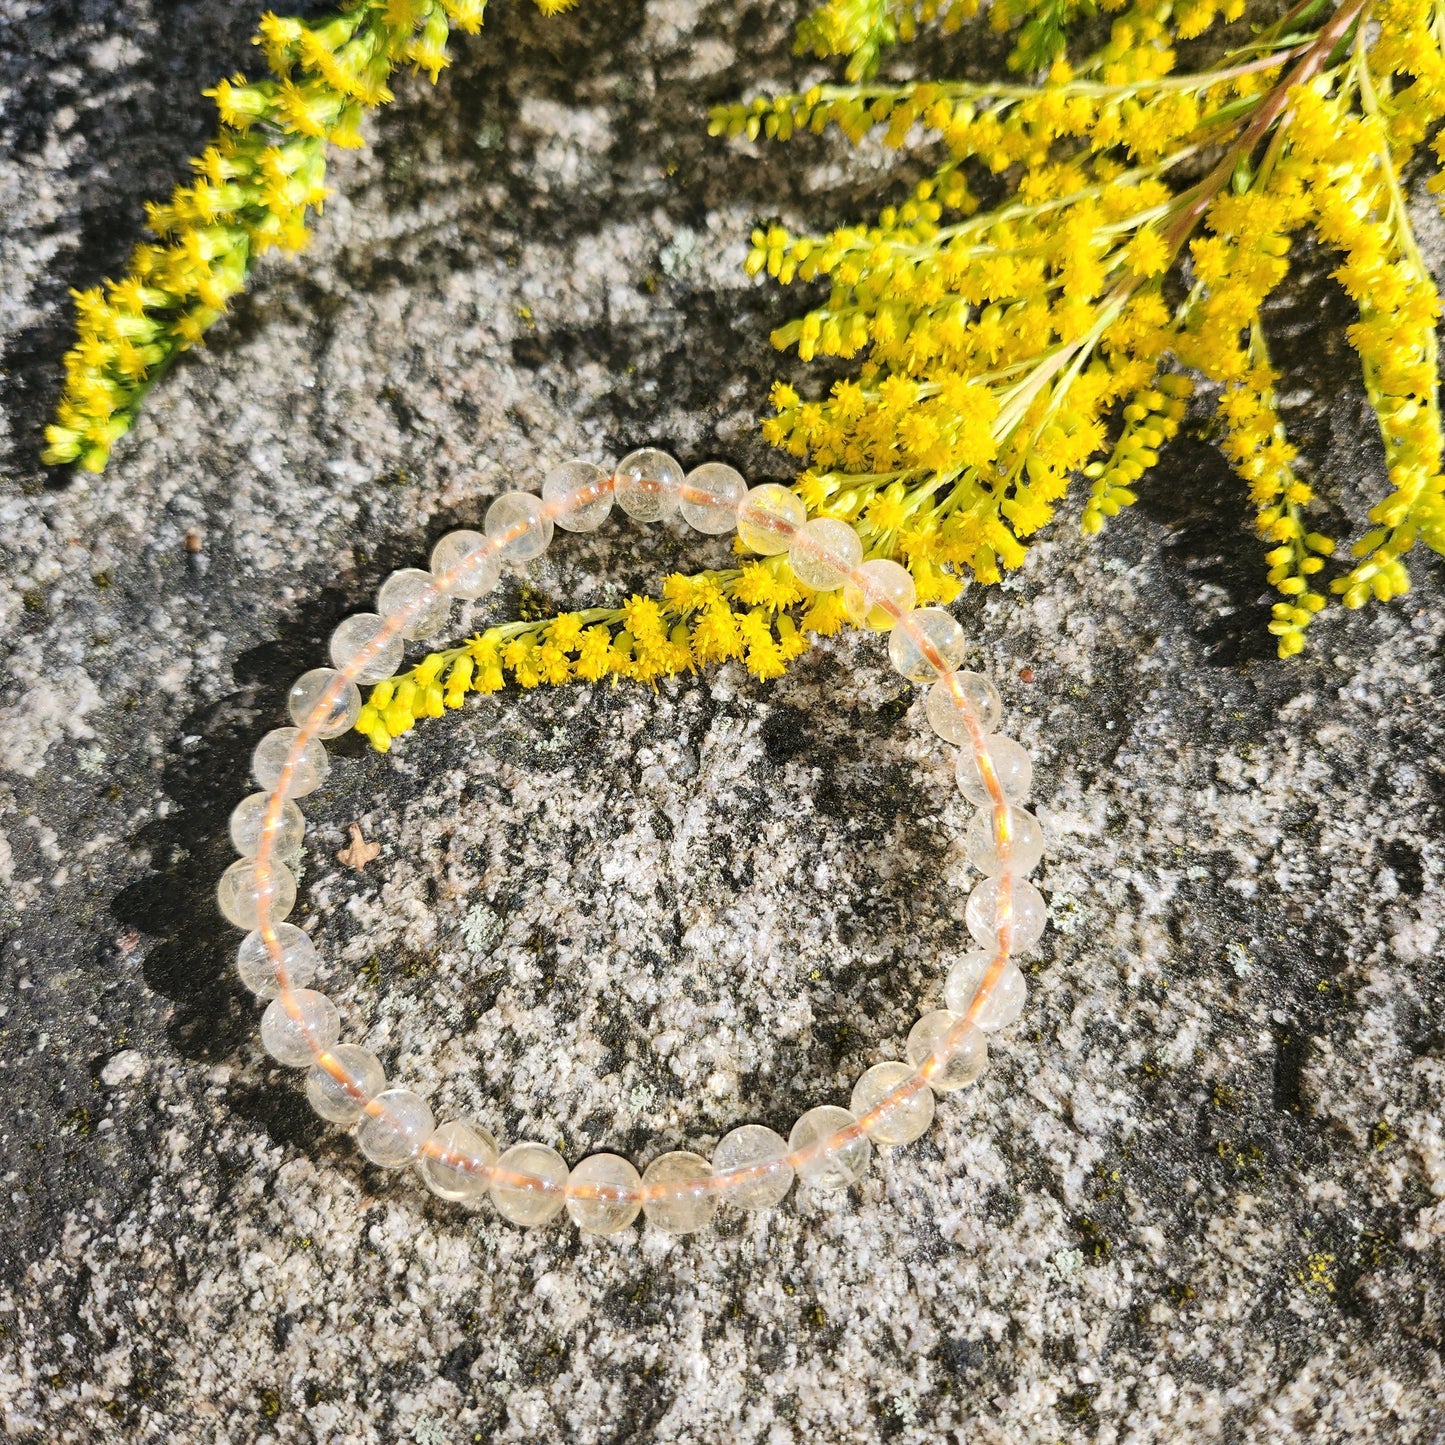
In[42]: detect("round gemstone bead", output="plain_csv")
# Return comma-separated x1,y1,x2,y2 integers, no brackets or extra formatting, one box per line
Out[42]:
966,806,1045,877
789,517,864,591
485,491,553,562
851,1062,936,1145
965,876,1048,952
329,613,405,685
305,1044,385,1124
566,1152,643,1235
217,857,297,931
252,726,329,799
357,1089,435,1169
259,988,340,1067
614,447,684,523
287,667,363,739
542,460,613,532
842,558,916,630
377,567,451,640
906,1009,988,1091
957,735,1033,805
923,672,1003,742
711,1125,794,1211
419,1119,498,1202
490,1142,569,1226
736,483,806,555
236,923,318,999
641,1151,717,1234
229,792,305,858
888,607,967,683
944,952,1028,1032
679,462,748,534
788,1105,871,1190
429,530,500,600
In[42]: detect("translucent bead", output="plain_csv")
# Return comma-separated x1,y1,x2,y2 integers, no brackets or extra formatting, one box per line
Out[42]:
888,607,967,683
236,923,318,999
430,529,500,600
679,462,747,534
788,517,863,591
259,988,340,1067
851,1062,936,1145
419,1119,499,1202
485,491,553,562
923,672,1002,742
229,793,305,858
956,735,1032,805
711,1124,794,1211
641,1151,717,1234
252,726,329,799
906,1009,988,1091
490,1142,569,1226
966,806,1045,877
305,1044,385,1124
614,447,684,523
287,667,363,739
965,876,1048,952
736,483,806,555
566,1152,642,1235
217,857,297,931
842,558,916,630
542,460,613,532
788,1105,871,1190
377,567,451,640
944,952,1028,1032
357,1089,435,1169
329,613,404,685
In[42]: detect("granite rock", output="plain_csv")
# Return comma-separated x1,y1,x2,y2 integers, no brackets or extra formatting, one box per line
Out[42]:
1,1,1443,1441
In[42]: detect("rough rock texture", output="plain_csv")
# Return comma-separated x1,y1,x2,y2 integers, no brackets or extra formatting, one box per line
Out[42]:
2,2,1444,1441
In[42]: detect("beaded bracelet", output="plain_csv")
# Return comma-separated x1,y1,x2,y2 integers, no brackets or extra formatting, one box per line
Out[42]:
220,451,1045,1234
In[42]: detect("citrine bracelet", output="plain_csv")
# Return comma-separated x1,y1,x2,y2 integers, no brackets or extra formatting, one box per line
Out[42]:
219,451,1045,1234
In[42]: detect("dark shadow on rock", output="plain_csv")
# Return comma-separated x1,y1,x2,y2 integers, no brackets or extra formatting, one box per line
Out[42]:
1130,434,1280,667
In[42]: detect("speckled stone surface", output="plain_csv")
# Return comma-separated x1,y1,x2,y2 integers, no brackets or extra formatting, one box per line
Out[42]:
2,2,1444,1441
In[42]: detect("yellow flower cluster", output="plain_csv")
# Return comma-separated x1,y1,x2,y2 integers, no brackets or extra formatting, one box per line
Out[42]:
724,0,1445,656
352,565,848,751
44,0,549,474
789,0,1243,77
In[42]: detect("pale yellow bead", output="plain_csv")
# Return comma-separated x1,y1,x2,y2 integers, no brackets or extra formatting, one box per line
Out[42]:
841,558,915,630
543,460,614,532
679,462,747,534
966,806,1045,876
419,1119,498,1203
217,857,296,930
850,1062,935,1145
965,877,1047,952
711,1124,794,1210
923,672,1002,742
905,1009,988,1092
229,792,305,858
788,517,863,591
788,1105,871,1189
614,448,684,523
736,483,806,555
888,607,967,682
566,1152,642,1235
490,1142,569,1226
377,568,451,640
305,1044,383,1124
641,1151,717,1234
287,668,362,739
944,952,1027,1032
357,1089,434,1168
